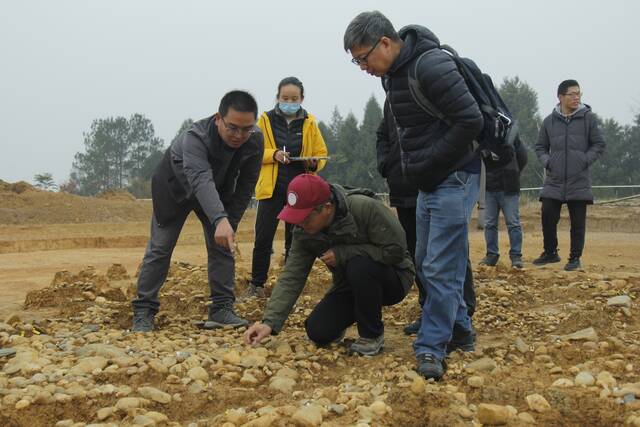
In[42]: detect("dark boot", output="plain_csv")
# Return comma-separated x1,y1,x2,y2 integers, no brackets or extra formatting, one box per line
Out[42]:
532,251,561,266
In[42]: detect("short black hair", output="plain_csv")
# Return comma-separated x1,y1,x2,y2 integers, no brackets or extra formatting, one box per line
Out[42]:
343,10,400,51
277,76,304,98
557,79,580,96
218,90,258,119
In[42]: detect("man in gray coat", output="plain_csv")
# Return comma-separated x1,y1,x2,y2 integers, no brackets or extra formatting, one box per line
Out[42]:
131,90,264,331
533,80,605,271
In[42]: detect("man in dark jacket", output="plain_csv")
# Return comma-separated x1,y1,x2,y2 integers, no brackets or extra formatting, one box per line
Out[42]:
479,138,528,268
533,80,605,271
376,100,477,334
131,90,264,332
244,174,414,356
344,11,483,380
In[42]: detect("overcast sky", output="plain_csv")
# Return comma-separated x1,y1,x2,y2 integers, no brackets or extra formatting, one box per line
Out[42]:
1,1,638,184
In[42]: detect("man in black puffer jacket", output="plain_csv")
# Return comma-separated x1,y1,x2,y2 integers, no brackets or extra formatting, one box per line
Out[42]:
344,11,483,380
376,100,477,335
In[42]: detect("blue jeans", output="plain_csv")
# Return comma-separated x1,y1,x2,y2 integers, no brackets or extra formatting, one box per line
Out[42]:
484,191,523,258
414,171,480,359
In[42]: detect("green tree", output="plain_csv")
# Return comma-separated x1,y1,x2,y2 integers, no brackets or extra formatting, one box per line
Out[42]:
498,76,543,190
72,114,164,196
33,172,57,191
354,95,385,191
318,108,345,184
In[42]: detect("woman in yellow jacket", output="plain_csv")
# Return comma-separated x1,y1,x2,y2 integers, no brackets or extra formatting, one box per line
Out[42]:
249,77,328,297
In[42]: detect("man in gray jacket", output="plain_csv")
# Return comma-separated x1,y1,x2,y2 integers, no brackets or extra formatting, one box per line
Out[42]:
131,90,263,332
534,80,605,271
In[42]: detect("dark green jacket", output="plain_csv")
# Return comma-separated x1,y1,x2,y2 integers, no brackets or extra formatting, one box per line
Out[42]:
262,185,415,334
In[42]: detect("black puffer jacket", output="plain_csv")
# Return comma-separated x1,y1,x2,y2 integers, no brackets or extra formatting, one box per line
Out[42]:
485,137,528,193
383,25,483,192
535,105,605,202
376,100,419,208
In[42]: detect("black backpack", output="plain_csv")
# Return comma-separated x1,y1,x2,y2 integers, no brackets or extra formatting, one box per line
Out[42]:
408,44,519,169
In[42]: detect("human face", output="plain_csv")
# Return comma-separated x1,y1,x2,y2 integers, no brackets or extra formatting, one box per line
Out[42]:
559,86,581,113
277,84,303,104
299,203,333,235
215,107,256,149
349,36,396,77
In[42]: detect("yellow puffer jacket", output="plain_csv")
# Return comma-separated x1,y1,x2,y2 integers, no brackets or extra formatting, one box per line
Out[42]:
255,111,328,200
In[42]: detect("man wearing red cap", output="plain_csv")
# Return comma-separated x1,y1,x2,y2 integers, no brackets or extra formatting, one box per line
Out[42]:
244,174,415,355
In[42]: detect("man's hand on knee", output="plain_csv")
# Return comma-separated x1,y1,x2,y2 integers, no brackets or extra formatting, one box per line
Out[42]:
244,322,272,346
214,217,235,251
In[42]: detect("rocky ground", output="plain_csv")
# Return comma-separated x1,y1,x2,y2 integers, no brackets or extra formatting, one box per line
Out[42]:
2,259,640,426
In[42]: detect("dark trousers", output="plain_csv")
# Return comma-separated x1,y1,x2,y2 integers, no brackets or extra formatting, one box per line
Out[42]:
251,190,294,286
132,205,235,315
541,198,587,259
304,256,407,344
396,206,476,317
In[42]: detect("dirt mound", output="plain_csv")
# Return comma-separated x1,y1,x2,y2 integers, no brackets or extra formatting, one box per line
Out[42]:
4,260,640,426
96,189,136,201
0,180,151,225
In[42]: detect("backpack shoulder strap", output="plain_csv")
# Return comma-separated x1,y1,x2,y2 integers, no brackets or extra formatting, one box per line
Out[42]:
408,50,452,127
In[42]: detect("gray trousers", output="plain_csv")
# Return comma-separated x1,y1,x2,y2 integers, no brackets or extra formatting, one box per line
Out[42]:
131,205,235,315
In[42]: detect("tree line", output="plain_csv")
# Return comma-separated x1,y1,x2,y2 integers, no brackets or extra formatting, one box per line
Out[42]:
45,77,640,198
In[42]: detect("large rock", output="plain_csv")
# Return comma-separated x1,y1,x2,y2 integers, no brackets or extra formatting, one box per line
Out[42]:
291,405,323,427
269,377,296,394
466,357,497,373
75,344,127,359
69,356,108,375
575,371,596,387
477,403,511,425
526,394,551,412
562,327,598,341
187,366,209,382
138,386,171,404
607,295,632,308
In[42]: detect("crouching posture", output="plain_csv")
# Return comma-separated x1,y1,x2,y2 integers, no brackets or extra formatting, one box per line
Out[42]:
244,174,414,356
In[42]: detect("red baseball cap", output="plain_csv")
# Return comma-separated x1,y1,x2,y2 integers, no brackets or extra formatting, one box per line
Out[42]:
277,174,331,225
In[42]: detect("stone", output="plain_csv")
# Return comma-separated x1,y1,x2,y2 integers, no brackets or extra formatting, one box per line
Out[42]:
562,327,598,341
115,397,142,411
75,344,126,359
241,414,279,427
467,376,484,388
596,371,617,389
466,357,497,373
369,400,387,415
477,403,511,425
526,394,551,412
269,377,296,394
69,356,108,375
240,372,259,385
187,366,209,382
455,406,473,419
55,421,74,427
291,405,323,426
514,337,529,353
607,295,632,308
132,415,155,426
551,378,574,387
574,371,596,387
222,350,242,365
15,399,30,409
275,366,299,379
410,377,426,395
146,412,169,424
138,386,171,404
96,407,113,421
518,412,536,424
148,359,168,374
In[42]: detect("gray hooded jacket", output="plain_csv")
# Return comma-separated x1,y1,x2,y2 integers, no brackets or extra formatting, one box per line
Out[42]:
535,104,605,202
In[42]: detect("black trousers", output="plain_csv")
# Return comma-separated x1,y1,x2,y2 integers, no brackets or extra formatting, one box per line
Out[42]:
541,198,588,259
251,190,294,286
396,206,476,317
304,256,407,344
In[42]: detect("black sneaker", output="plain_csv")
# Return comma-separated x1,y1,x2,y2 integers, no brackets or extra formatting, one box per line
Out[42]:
510,256,524,269
203,307,249,329
479,254,499,266
416,353,447,381
132,310,155,332
564,257,582,271
446,326,476,354
350,335,384,356
403,318,421,335
244,283,266,299
532,251,561,266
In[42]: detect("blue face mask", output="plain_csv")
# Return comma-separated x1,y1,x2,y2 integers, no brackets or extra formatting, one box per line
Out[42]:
279,102,301,116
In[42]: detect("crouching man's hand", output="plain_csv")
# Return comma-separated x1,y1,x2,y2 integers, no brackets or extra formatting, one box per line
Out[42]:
244,322,272,346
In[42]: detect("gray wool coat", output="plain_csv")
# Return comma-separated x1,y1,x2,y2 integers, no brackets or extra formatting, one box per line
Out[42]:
535,104,605,202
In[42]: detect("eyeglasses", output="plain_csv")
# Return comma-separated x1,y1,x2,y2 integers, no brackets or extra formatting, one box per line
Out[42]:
563,91,582,98
351,39,381,66
220,117,256,136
